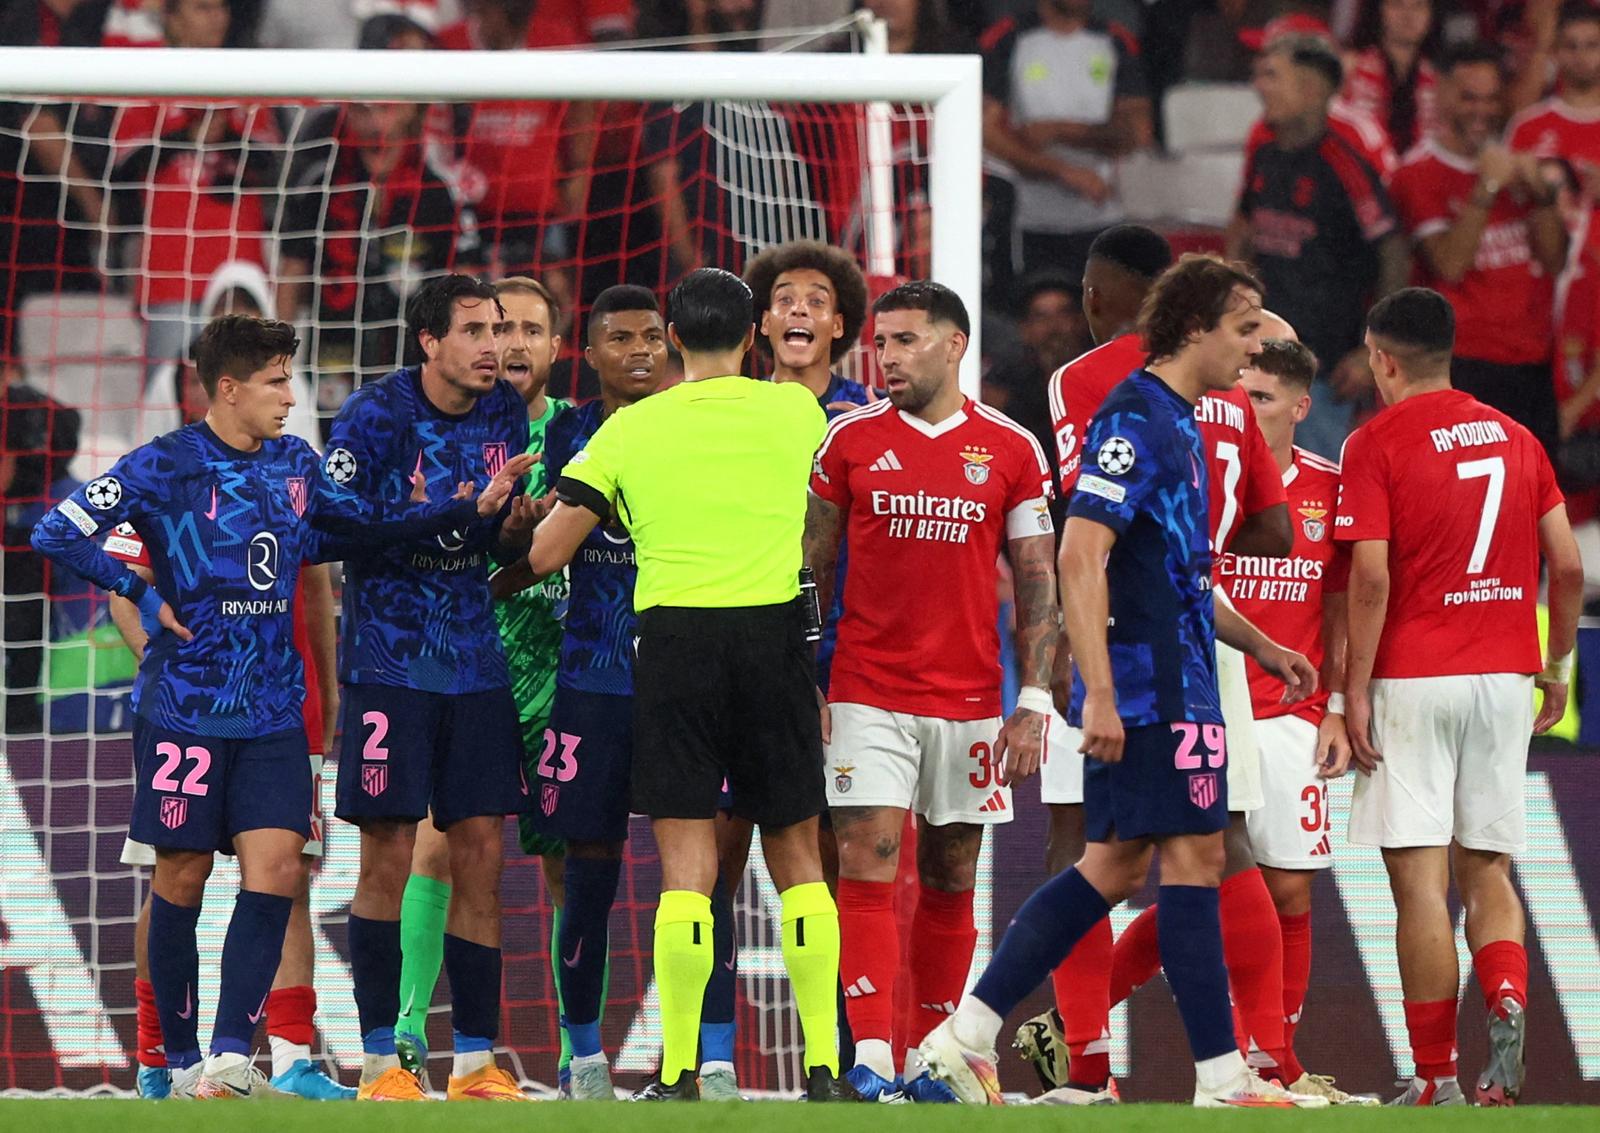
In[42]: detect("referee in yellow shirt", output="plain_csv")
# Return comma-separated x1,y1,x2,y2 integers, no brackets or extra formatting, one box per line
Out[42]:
526,268,855,1102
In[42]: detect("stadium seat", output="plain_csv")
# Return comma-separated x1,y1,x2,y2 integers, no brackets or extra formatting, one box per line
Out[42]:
1163,83,1260,155
16,293,145,444
1118,150,1247,229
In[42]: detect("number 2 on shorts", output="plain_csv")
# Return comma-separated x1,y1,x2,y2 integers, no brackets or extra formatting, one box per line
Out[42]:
362,711,390,760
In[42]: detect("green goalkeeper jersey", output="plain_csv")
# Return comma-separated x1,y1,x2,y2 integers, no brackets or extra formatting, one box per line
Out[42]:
495,396,570,751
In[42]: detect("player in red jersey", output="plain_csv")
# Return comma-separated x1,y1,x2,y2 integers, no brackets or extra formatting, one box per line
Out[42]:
1223,339,1375,1104
805,281,1058,1101
1340,289,1583,1106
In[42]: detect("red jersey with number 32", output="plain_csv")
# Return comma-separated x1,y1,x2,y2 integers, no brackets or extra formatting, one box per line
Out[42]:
1335,390,1562,678
105,524,325,752
1220,448,1344,722
811,398,1053,719
1049,332,1285,550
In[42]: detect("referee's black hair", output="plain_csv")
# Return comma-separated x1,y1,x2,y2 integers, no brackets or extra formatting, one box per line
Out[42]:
668,268,756,353
873,280,971,337
1366,288,1455,367
407,274,504,346
588,285,662,339
1087,225,1174,282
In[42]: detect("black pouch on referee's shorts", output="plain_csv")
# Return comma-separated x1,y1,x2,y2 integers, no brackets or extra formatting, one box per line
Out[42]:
797,567,822,643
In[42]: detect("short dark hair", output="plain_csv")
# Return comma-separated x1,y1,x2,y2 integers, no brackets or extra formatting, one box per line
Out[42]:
588,284,661,341
1560,0,1600,33
872,280,971,337
1270,32,1344,91
1439,40,1504,77
493,275,560,328
743,241,870,363
1087,224,1175,281
1365,287,1455,367
667,268,755,353
406,274,503,346
1139,254,1264,363
1252,338,1318,391
191,315,299,396
1016,271,1081,313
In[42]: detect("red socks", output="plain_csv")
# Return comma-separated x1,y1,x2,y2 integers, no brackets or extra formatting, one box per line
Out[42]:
907,885,977,1048
1278,911,1312,1083
1403,999,1459,1081
1472,940,1528,1019
1219,869,1287,1072
1050,916,1113,1087
265,985,316,1046
1109,904,1161,1007
134,977,165,1068
837,878,898,1045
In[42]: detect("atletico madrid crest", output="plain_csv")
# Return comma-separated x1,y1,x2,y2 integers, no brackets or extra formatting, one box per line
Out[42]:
483,442,509,479
1188,773,1218,810
159,796,188,829
362,765,388,797
542,784,560,816
286,477,308,518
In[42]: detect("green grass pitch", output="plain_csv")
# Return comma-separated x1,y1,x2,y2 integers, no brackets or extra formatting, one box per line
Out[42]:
2,1100,1599,1133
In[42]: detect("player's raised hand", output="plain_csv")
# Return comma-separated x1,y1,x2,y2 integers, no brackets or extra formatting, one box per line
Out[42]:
1078,688,1124,764
1345,689,1382,775
475,452,538,517
1315,711,1351,779
995,706,1044,785
1258,643,1318,704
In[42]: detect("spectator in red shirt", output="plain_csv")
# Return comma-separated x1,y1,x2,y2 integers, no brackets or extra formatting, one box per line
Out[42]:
1391,42,1568,454
1342,0,1441,155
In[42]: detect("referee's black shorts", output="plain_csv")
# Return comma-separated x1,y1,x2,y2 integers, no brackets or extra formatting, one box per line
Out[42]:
631,601,824,829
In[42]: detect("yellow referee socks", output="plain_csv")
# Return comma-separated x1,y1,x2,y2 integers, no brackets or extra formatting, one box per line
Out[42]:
780,881,841,1076
654,890,714,1087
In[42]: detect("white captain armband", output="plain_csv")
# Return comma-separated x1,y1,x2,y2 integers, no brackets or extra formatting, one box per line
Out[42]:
1005,495,1055,539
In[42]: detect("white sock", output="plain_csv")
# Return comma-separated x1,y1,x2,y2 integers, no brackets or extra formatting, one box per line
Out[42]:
950,994,1003,1054
571,1051,608,1070
854,1038,895,1081
1195,1050,1247,1092
901,1045,930,1081
361,1052,399,1082
699,1059,735,1077
452,1049,494,1078
269,1036,312,1079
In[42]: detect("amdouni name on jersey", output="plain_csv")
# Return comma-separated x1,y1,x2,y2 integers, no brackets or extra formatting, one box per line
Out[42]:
1429,419,1508,453
1219,554,1325,603
871,489,989,544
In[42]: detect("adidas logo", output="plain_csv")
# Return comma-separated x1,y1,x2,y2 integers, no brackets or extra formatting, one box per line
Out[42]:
844,976,879,998
977,790,1007,813
1310,835,1331,856
869,449,903,472
919,1000,957,1015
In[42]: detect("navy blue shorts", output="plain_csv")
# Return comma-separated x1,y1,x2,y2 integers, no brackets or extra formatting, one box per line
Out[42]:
130,716,311,853
525,688,634,844
334,683,526,830
1084,721,1229,842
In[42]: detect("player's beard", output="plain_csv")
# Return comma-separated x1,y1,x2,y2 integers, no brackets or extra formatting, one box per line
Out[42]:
886,374,938,414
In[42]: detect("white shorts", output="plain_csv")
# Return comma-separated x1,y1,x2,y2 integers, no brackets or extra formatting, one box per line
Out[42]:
1039,705,1084,805
1217,641,1263,813
1245,714,1332,870
1349,674,1532,853
120,752,327,865
825,703,1013,825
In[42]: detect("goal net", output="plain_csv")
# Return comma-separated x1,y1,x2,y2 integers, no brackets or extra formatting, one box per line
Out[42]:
0,31,980,1096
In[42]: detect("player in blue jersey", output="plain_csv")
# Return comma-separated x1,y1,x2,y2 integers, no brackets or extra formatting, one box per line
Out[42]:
918,255,1326,1108
327,274,540,1103
29,315,525,1100
498,284,669,1099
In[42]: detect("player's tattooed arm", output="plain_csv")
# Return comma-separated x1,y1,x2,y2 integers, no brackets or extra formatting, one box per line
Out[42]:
802,491,844,628
995,532,1059,784
1343,540,1391,774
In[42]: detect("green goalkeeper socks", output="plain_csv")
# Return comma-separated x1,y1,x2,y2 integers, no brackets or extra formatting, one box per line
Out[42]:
396,874,451,1041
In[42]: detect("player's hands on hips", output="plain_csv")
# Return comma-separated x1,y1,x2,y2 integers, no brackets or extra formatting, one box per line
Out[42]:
1256,643,1317,704
136,587,192,645
1315,711,1351,779
994,708,1044,785
1533,671,1570,735
1345,688,1382,775
816,686,832,746
473,452,538,517
1078,688,1124,764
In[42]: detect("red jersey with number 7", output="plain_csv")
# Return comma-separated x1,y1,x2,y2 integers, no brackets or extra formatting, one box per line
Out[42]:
1334,389,1563,678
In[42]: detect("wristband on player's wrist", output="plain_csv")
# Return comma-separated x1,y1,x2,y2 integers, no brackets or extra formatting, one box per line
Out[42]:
1016,686,1053,715
1542,653,1574,683
1326,692,1346,716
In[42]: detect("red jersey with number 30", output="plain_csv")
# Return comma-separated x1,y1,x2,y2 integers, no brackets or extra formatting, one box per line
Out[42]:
105,524,325,752
811,398,1054,719
1335,390,1563,678
1220,448,1345,722
1049,333,1286,549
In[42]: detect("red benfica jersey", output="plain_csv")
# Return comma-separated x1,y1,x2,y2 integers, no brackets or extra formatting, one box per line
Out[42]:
1335,390,1563,679
1219,448,1344,723
1245,102,1398,183
1339,47,1438,156
811,398,1053,719
1509,98,1600,255
1390,140,1554,365
1049,333,1285,550
105,525,325,753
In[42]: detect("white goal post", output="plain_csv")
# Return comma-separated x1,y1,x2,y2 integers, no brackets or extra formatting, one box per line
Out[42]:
0,44,985,392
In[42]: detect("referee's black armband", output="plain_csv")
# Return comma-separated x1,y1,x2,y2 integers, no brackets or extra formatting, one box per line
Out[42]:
556,475,611,521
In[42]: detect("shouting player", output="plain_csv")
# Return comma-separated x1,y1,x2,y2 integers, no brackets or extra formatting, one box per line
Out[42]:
514,285,668,1099
30,315,521,1099
393,276,571,1091
806,281,1058,1100
1338,289,1583,1106
329,275,539,1103
919,255,1325,1109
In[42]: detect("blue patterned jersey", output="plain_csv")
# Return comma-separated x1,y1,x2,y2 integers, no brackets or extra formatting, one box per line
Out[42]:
1066,370,1221,727
326,366,531,694
820,373,872,410
29,421,475,737
545,400,637,696
815,373,871,688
